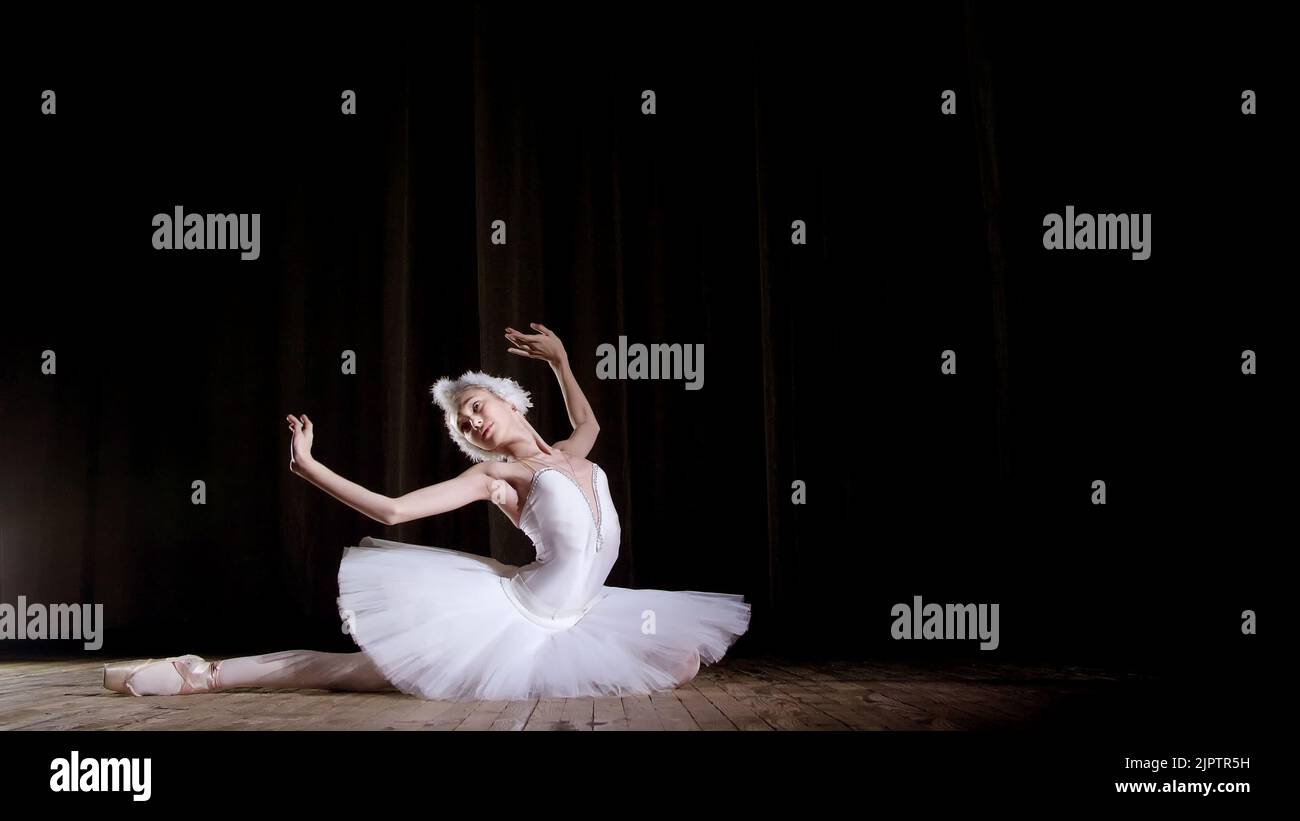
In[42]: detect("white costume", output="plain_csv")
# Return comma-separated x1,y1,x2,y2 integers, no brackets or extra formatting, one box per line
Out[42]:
337,457,751,700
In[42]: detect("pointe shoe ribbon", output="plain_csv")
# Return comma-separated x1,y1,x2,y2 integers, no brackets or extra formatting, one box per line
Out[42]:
103,654,222,696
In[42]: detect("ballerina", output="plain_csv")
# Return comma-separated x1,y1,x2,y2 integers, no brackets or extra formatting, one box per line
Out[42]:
104,322,751,700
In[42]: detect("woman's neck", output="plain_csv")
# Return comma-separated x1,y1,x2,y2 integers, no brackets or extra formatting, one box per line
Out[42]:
512,449,558,464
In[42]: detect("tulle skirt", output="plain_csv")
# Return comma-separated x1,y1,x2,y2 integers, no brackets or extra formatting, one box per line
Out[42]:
336,537,751,701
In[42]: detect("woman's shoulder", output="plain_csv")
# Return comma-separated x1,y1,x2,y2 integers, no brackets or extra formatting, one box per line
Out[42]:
483,452,597,480
551,451,599,477
479,460,523,482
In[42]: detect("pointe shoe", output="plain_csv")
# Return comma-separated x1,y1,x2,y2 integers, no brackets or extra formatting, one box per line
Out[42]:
103,654,223,696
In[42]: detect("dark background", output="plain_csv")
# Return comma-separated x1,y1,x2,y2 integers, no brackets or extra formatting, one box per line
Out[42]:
0,3,1287,681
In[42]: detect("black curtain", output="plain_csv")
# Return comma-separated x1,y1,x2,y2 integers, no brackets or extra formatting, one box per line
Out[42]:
0,3,1284,675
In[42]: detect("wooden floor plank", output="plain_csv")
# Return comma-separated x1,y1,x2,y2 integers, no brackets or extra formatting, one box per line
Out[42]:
424,699,481,731
0,657,1129,731
522,698,569,731
487,699,538,731
592,696,629,731
621,694,663,730
673,682,737,730
648,689,699,731
455,699,511,731
690,682,773,731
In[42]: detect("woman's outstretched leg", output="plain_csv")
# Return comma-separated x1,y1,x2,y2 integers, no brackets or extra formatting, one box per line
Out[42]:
105,650,396,695
217,650,395,692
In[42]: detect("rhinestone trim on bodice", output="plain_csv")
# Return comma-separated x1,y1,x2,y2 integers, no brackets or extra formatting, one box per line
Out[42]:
521,464,605,552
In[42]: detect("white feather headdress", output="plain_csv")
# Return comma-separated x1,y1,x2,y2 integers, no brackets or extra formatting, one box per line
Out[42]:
429,370,534,462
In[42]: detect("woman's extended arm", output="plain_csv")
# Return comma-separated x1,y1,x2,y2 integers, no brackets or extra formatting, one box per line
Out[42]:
386,466,494,525
287,412,396,525
287,414,493,526
293,457,397,525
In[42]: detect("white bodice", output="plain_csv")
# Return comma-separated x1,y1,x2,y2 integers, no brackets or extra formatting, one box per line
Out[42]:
499,463,622,629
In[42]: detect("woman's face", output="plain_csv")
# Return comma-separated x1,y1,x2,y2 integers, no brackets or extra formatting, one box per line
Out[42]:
456,389,510,452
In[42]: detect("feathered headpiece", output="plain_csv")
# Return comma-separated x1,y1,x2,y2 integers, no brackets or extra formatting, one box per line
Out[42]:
429,370,534,462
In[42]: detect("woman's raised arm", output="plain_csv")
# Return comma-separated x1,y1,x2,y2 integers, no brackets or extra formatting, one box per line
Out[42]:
548,358,600,458
505,322,601,458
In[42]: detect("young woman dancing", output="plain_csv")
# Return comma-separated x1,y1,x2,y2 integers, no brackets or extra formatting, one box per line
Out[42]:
103,323,751,700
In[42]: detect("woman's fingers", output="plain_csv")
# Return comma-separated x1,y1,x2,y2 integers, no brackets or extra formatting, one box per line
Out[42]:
505,333,542,355
507,325,551,342
302,414,312,431
506,325,557,361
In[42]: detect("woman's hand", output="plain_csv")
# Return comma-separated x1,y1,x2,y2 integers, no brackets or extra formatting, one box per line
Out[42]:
505,322,568,367
286,414,315,474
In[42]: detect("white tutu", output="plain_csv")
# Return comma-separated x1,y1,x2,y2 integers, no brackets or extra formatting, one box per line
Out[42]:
337,537,752,701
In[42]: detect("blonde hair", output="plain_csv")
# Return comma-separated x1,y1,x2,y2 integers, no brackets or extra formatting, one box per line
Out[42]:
429,370,536,463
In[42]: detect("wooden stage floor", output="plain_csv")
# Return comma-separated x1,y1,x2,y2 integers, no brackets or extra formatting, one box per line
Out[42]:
0,655,1143,731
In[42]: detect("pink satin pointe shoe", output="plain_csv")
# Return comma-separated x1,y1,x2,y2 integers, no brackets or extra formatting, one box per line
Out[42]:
103,654,223,696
